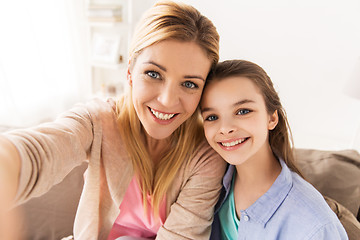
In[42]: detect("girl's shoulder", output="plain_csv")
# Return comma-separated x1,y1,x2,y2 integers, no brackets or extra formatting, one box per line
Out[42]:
267,169,347,239
284,172,343,227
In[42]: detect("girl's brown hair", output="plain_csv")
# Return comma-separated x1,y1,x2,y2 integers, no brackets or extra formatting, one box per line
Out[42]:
206,60,304,178
116,0,220,216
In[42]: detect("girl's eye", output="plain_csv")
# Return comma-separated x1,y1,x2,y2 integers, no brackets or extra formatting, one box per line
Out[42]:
205,115,218,121
237,109,251,115
182,81,198,89
146,71,160,79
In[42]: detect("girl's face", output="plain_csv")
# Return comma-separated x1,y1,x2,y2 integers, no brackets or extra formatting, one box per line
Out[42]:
129,40,212,140
200,76,278,166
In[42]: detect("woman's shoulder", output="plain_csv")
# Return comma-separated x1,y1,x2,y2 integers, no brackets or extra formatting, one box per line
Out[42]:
82,98,117,118
191,139,223,161
186,139,227,174
51,98,117,127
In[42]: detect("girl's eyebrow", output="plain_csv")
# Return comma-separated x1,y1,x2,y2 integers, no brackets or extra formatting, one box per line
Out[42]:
201,99,255,113
233,99,255,106
144,61,205,82
200,106,213,114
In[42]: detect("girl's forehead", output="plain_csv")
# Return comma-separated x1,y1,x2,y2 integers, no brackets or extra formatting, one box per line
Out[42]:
202,76,265,107
206,76,260,94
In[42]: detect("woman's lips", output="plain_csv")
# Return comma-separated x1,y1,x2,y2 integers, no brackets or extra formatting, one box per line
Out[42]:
148,107,178,124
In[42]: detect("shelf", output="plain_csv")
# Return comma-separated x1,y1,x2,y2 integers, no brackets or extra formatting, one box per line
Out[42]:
91,61,127,70
86,0,155,96
88,21,129,28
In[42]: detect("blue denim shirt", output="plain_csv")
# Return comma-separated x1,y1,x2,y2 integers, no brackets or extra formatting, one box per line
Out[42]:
210,159,348,240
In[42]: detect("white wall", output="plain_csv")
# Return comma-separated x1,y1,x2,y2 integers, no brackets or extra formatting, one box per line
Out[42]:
180,0,360,152
1,0,359,152
0,0,88,127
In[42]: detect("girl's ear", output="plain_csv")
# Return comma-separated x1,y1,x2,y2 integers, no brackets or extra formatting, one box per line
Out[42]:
268,110,279,130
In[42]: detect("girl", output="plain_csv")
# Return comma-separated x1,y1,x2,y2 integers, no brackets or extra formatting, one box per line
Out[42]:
200,60,348,240
0,1,226,239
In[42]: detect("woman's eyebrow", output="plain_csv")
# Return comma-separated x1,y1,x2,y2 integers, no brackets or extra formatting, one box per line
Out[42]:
184,75,205,82
144,61,167,71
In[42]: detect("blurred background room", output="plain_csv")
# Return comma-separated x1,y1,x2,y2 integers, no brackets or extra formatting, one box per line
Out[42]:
1,0,360,153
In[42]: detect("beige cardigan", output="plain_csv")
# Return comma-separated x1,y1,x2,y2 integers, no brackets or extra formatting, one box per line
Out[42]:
4,99,226,240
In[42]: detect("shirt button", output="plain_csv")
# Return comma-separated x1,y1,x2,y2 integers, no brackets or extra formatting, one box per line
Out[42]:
243,215,249,221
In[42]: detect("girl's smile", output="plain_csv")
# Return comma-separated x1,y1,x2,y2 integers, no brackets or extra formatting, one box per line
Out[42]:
218,137,249,150
201,76,278,166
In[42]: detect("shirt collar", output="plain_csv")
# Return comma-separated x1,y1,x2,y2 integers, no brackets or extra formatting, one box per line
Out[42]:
219,159,293,227
213,164,235,214
223,164,235,192
245,159,293,227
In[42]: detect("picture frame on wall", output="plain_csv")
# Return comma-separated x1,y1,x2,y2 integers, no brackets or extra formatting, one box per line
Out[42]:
91,33,122,64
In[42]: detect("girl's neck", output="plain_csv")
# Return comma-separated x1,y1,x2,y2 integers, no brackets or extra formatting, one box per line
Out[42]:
233,144,281,213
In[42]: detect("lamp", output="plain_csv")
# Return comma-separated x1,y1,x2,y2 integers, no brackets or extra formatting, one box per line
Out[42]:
343,57,360,149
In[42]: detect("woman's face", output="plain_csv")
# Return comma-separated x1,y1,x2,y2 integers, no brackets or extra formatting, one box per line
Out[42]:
129,40,212,140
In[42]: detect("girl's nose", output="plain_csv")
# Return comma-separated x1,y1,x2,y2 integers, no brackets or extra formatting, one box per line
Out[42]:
220,128,235,135
219,119,236,135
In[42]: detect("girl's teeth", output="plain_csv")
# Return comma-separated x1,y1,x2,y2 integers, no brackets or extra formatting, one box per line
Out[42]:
151,108,175,120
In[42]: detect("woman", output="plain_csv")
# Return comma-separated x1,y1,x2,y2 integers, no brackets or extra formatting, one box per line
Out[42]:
0,1,226,239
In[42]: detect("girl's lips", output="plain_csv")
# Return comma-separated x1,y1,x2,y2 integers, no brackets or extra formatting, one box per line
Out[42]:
217,137,249,150
148,107,179,125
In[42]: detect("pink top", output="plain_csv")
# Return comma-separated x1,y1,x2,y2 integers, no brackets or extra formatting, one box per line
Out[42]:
107,176,166,240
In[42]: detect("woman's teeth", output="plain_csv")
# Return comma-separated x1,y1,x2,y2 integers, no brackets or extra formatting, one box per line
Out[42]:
221,138,246,147
150,108,175,120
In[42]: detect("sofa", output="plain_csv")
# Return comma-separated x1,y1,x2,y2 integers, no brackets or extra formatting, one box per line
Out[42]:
13,148,360,239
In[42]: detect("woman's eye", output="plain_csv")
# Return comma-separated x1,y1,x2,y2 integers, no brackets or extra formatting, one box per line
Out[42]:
237,109,251,115
182,81,198,89
205,115,218,121
146,71,160,79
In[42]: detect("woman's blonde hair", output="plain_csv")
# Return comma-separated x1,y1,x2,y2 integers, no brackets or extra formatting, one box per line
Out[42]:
116,0,219,216
206,60,304,178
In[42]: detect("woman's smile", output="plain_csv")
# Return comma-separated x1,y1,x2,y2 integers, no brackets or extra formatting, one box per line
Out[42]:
130,40,211,140
148,107,178,124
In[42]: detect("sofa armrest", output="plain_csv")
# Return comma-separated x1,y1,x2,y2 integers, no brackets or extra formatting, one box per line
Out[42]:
15,162,87,240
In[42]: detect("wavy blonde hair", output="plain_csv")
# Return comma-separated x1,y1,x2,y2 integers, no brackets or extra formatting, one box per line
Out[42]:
116,0,219,216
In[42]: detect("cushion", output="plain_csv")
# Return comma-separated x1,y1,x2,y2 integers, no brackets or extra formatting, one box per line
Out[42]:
294,148,360,218
325,196,360,240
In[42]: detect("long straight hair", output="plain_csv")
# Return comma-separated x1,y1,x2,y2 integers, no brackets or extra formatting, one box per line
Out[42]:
116,0,219,216
206,60,304,178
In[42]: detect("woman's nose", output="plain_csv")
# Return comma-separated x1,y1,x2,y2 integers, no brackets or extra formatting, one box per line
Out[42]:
157,82,180,107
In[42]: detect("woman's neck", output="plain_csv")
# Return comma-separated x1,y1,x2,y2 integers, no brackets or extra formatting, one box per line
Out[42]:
233,144,281,214
144,134,171,164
